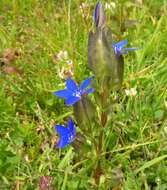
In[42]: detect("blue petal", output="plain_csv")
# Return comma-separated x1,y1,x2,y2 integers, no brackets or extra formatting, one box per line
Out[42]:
55,125,70,148
55,125,69,136
68,118,76,137
55,121,76,148
79,77,94,91
54,89,72,99
66,78,78,91
113,40,128,49
82,88,94,95
56,136,69,148
119,47,140,55
65,96,81,106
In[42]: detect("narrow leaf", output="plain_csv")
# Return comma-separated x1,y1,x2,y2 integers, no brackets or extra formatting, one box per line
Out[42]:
134,154,167,174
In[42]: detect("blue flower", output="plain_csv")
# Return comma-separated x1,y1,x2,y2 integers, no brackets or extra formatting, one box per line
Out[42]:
94,1,106,29
54,77,94,106
112,40,140,55
55,118,76,148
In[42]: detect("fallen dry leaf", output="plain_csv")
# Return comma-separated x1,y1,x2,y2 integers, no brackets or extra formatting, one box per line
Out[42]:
111,168,124,186
1,48,19,65
2,66,21,75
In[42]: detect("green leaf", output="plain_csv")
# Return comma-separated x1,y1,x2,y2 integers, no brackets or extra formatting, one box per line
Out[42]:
58,148,73,170
134,155,167,174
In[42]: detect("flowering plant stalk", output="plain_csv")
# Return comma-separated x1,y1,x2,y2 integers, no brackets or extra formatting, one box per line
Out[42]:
53,1,139,187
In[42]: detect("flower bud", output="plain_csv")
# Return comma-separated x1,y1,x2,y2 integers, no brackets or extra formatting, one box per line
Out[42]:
88,27,124,91
94,1,106,29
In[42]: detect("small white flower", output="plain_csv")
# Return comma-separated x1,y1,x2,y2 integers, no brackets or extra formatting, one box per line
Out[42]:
58,67,65,79
66,59,73,65
105,2,116,11
24,155,29,162
79,2,90,19
79,2,89,10
125,88,137,97
56,50,68,61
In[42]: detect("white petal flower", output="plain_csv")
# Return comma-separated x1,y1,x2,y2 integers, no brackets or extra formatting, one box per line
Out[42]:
105,2,116,11
125,88,137,97
56,50,68,61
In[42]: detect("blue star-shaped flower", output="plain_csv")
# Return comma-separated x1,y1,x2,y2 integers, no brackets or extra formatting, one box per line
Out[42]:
112,40,140,55
55,118,76,148
54,77,94,106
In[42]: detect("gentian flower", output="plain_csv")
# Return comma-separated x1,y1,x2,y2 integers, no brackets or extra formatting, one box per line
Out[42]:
54,77,94,106
55,118,76,148
112,40,140,55
94,1,106,29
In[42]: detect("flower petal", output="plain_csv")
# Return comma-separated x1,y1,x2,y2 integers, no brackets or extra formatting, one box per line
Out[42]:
56,136,69,148
66,78,78,91
55,125,70,148
54,89,72,99
68,118,76,138
79,76,94,91
82,88,94,95
112,40,128,49
65,96,81,106
55,120,76,148
55,125,69,136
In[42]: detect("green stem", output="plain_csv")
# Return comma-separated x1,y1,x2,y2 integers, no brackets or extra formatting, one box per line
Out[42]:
94,88,109,187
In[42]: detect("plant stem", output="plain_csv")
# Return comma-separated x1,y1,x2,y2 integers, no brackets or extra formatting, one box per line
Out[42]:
94,88,109,187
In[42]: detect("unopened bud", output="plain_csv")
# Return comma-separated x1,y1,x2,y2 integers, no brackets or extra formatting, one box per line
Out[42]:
94,1,106,29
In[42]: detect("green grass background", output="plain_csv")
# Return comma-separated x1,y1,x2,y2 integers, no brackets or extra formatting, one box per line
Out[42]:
0,0,167,189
